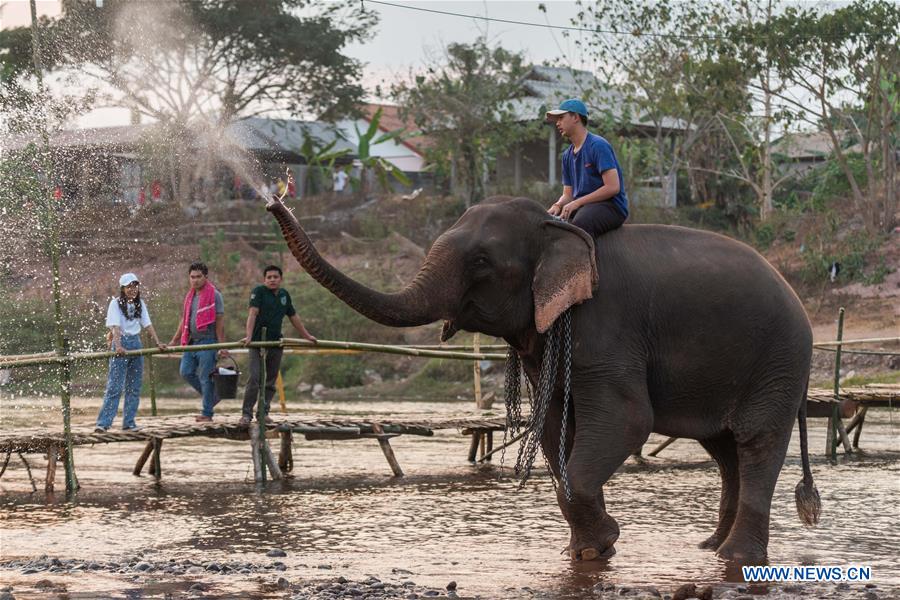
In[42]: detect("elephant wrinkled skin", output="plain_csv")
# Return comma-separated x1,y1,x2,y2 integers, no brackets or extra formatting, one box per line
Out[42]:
267,195,820,565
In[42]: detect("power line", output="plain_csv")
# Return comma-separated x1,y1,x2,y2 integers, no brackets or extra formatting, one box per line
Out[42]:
363,0,889,42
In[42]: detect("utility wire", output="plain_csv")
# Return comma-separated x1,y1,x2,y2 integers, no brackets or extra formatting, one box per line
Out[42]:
363,0,890,42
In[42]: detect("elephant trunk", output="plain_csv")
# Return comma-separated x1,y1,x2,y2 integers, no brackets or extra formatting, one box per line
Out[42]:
267,199,451,328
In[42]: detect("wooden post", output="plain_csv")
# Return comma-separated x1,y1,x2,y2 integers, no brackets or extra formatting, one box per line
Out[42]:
826,308,852,458
278,431,293,472
18,452,37,492
256,327,268,482
648,436,678,457
276,371,286,413
133,441,154,476
145,331,157,416
372,423,404,477
45,444,58,493
250,427,263,482
467,431,481,463
150,438,162,480
473,333,483,408
263,443,283,480
478,429,527,463
59,338,78,493
849,406,869,448
485,431,494,462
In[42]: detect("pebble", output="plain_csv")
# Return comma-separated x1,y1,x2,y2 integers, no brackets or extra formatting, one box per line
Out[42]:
134,561,153,572
0,592,14,600
277,576,291,589
864,593,878,600
446,581,457,591
267,548,287,557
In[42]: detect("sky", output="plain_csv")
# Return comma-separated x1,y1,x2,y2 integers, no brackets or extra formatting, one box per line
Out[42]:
344,1,593,91
58,1,592,127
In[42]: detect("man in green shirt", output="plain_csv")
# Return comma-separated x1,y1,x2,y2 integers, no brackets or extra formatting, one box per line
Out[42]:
239,265,316,426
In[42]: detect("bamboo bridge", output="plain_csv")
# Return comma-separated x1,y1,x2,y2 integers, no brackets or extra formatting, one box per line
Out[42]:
0,413,514,491
0,313,897,493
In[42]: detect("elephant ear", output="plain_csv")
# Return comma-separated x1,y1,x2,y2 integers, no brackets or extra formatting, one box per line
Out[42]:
533,220,598,333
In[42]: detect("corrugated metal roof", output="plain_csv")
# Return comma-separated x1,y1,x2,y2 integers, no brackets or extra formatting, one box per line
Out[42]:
2,118,356,159
771,130,861,160
513,66,686,131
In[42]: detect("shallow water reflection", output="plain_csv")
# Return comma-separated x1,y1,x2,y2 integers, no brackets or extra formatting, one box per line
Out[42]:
1,398,898,598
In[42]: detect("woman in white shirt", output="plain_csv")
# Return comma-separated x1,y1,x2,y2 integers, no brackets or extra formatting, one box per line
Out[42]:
95,273,166,432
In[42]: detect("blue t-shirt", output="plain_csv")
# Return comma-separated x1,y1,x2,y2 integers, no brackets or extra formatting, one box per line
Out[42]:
561,133,628,218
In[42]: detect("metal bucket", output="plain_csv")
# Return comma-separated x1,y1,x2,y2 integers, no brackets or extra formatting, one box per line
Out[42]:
214,356,240,400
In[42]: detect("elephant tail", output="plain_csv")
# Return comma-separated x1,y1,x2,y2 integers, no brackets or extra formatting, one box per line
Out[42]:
794,387,821,526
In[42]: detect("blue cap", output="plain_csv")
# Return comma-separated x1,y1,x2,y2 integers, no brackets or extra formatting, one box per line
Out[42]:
546,98,588,118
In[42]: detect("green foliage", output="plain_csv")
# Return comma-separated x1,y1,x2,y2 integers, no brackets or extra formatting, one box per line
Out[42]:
800,230,891,284
297,134,351,195
754,222,775,249
283,270,405,388
4,1,379,121
571,0,752,207
756,0,900,232
198,230,241,285
353,212,389,239
392,37,536,206
810,153,869,210
292,355,366,389
351,107,413,196
416,358,472,383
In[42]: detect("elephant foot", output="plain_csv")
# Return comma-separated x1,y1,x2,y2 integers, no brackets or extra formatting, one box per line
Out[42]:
715,539,767,564
566,515,619,562
698,533,723,550
569,544,616,561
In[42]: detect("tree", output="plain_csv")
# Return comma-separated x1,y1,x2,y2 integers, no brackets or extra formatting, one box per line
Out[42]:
1,0,377,205
755,0,899,233
568,0,749,208
392,37,534,206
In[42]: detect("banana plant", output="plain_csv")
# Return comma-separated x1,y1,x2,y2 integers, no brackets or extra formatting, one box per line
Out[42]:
352,107,412,199
298,136,351,195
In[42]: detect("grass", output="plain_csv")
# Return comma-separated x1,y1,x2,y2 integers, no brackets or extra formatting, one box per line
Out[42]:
810,370,900,389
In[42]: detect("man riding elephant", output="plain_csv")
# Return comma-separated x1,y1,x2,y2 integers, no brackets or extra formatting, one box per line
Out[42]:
265,194,820,564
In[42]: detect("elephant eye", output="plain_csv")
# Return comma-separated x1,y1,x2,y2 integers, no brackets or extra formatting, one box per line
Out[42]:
472,255,489,268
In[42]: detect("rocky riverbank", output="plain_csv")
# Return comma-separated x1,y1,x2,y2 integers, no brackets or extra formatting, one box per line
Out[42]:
0,555,890,600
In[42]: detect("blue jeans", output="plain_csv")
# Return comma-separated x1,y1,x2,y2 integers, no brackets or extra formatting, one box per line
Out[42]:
96,334,143,429
180,337,218,417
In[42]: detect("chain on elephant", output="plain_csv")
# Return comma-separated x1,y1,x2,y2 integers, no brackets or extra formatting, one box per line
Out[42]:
502,308,574,502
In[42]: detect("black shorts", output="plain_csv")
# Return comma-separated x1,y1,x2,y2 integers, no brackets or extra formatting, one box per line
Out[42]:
570,201,626,238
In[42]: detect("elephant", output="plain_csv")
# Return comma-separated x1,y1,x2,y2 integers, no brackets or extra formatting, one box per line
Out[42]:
266,195,821,564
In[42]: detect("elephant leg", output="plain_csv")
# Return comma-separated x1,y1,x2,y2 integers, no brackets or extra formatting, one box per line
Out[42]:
558,378,653,561
716,423,792,563
697,432,740,550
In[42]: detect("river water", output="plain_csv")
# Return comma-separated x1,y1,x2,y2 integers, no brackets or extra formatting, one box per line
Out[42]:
1,395,898,598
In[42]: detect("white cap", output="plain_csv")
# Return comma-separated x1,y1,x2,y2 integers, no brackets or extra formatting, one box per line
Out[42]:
119,273,139,287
